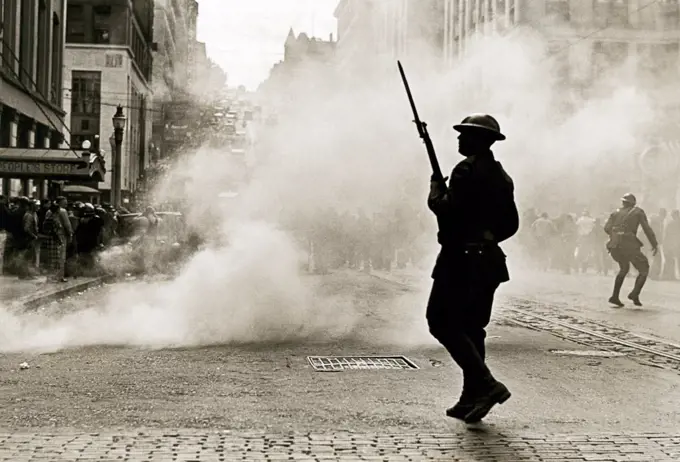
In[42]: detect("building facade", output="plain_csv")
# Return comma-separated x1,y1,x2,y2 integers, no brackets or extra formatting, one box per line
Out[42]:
63,0,154,203
259,30,336,114
0,0,74,197
151,0,192,167
334,0,450,77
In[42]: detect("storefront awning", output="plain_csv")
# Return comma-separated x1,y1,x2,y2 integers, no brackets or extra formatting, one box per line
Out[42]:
0,148,106,182
63,185,101,194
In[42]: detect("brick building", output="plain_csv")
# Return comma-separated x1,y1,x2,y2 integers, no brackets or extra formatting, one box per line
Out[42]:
63,0,154,203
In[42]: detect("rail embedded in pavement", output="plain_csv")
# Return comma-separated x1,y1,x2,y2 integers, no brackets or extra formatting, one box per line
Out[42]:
502,298,680,373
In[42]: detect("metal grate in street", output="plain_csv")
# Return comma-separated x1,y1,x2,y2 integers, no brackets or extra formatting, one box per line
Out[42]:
307,355,419,371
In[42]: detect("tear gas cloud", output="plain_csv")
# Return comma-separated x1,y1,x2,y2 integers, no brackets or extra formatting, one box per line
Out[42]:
0,25,669,353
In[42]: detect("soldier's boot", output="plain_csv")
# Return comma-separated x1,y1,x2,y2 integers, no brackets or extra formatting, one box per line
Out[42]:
446,380,478,421
464,377,511,424
627,273,647,307
609,274,626,307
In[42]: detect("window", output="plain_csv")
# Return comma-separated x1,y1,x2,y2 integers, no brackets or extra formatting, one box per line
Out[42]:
70,71,101,152
593,41,628,77
548,42,570,83
638,43,680,81
594,0,629,28
3,0,18,75
546,0,570,22
71,71,101,115
660,0,680,29
93,5,111,44
19,0,36,86
66,5,85,43
37,0,49,97
50,14,62,105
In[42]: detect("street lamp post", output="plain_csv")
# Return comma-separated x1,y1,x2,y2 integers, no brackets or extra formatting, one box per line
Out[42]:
112,105,126,209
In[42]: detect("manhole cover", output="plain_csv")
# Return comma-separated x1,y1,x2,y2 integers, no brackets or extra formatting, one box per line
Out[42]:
307,356,419,371
550,350,627,357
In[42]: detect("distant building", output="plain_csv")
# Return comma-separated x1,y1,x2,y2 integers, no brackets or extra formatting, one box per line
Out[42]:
152,0,226,163
63,0,154,203
151,0,193,165
259,30,336,111
334,0,446,76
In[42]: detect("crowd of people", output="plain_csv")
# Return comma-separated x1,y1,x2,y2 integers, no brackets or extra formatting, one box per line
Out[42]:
6,190,680,285
0,195,120,282
284,206,437,274
518,207,680,280
288,203,680,281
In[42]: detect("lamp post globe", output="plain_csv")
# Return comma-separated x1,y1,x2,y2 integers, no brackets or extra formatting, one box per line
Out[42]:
112,105,126,131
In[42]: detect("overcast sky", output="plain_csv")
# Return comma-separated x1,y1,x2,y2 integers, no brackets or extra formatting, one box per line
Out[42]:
197,0,338,90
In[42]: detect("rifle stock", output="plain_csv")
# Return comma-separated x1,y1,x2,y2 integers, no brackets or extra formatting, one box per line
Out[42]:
397,61,444,183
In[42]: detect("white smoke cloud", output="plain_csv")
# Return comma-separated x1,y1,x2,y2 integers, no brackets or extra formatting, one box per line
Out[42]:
0,23,670,353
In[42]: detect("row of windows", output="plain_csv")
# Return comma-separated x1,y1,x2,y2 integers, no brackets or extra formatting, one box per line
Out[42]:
66,4,113,44
66,3,152,81
2,0,63,106
549,41,680,82
546,0,679,28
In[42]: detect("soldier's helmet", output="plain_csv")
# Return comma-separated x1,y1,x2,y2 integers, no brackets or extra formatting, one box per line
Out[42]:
621,193,637,205
453,114,506,141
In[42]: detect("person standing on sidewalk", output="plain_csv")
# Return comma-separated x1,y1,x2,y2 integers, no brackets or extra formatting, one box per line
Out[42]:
43,198,73,282
662,210,680,280
647,208,666,280
604,193,657,307
426,114,519,424
17,198,39,279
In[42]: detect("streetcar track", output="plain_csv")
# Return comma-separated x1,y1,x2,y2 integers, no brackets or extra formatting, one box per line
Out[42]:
367,271,680,371
502,297,680,372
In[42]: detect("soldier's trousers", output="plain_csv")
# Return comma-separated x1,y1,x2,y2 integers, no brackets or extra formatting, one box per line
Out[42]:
609,247,649,298
426,276,499,388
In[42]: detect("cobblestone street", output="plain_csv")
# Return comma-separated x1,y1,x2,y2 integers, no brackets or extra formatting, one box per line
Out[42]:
2,271,680,460
1,430,679,461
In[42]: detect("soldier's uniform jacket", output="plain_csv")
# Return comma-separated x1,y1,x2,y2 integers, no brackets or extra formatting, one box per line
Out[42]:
604,206,657,252
427,152,519,285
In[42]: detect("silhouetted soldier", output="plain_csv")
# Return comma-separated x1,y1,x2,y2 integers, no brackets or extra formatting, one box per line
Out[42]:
604,193,657,307
427,114,519,424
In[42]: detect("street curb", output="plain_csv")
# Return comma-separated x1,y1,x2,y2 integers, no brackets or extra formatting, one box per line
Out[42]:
365,270,420,290
20,275,116,310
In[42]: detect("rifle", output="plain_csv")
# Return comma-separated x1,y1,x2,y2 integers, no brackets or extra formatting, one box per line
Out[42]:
397,60,444,183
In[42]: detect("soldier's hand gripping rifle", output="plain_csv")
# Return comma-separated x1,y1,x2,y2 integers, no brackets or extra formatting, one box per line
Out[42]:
397,61,445,184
